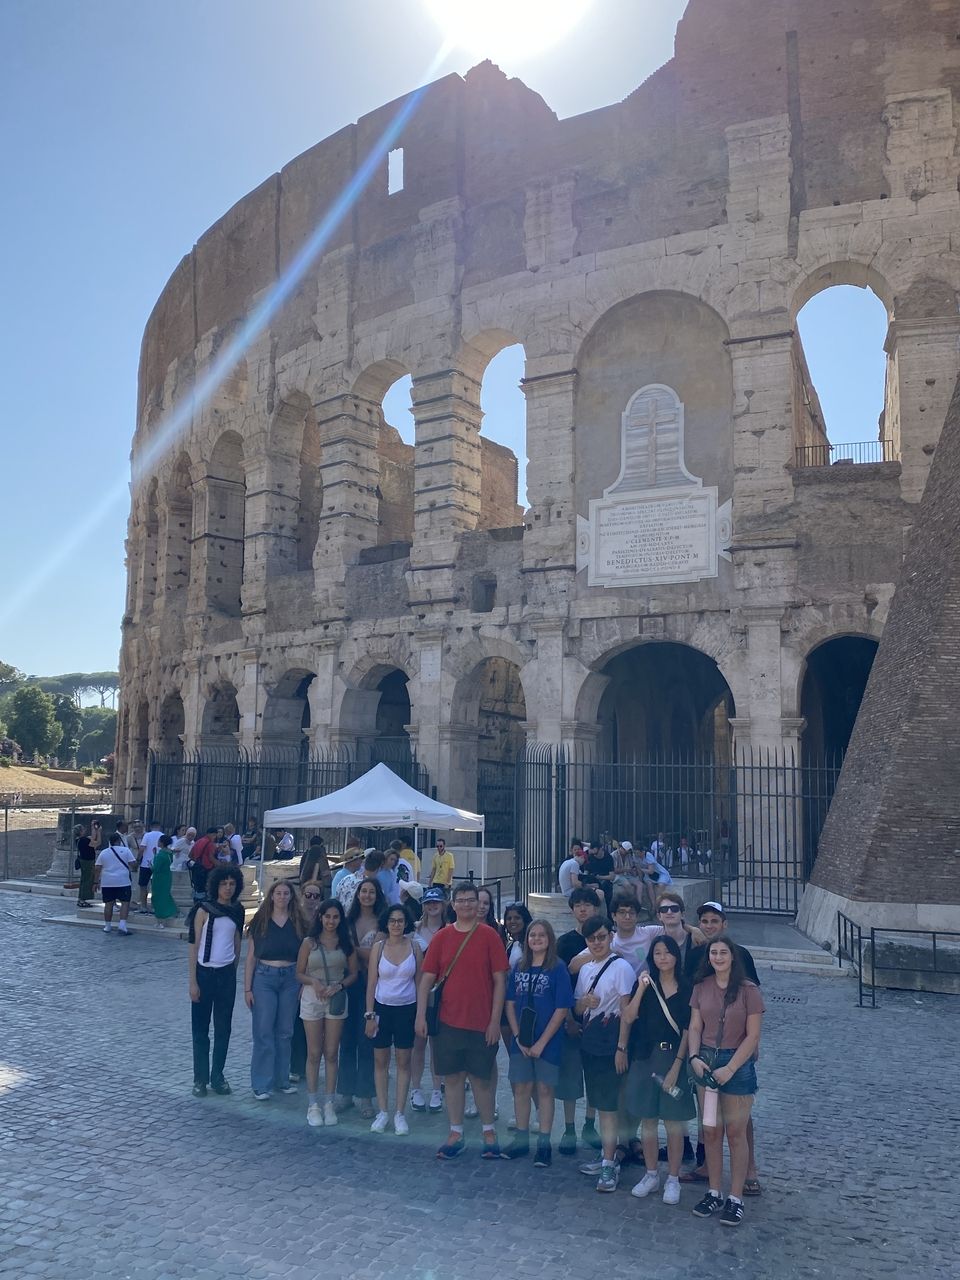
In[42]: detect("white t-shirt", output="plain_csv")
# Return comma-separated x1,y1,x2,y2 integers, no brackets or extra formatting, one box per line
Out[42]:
95,843,137,888
171,836,193,870
139,829,163,867
227,833,244,864
197,914,238,968
558,857,582,895
574,954,636,1020
612,925,663,976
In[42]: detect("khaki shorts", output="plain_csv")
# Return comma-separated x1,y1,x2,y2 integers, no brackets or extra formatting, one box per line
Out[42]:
300,986,347,1022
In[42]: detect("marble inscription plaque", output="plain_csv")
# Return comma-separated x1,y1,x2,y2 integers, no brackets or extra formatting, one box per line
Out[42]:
588,487,718,587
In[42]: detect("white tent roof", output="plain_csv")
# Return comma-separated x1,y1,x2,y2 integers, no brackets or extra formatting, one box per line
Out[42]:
262,762,484,832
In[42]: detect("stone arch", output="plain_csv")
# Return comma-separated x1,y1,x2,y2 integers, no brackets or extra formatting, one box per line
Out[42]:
262,668,316,748
573,291,734,517
353,360,415,546
790,261,894,320
461,329,527,523
205,431,246,615
337,652,417,764
157,690,185,760
798,633,880,762
164,452,195,608
200,681,241,744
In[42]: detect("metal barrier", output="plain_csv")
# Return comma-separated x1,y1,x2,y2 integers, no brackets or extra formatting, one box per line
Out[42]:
835,913,960,1007
795,439,894,467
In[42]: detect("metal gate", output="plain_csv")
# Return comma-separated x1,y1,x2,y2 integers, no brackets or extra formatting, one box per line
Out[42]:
513,745,841,914
477,758,516,850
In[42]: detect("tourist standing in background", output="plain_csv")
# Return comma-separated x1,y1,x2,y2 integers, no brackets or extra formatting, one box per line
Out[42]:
94,831,136,935
428,838,454,890
151,834,179,929
75,824,95,908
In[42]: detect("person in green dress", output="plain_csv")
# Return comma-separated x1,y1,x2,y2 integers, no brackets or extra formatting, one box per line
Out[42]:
151,834,180,929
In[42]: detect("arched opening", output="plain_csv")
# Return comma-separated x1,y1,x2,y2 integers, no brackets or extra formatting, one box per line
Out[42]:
262,670,315,756
139,479,159,616
128,698,150,810
479,344,526,523
800,635,879,762
596,642,734,760
205,432,246,616
371,669,411,760
473,657,527,847
157,692,185,761
794,280,893,466
165,454,194,608
376,372,415,546
201,682,240,745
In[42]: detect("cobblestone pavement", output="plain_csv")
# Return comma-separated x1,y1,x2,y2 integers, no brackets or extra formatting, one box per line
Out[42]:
0,892,955,1280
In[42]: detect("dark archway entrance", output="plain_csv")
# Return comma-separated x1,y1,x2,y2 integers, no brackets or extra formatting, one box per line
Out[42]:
801,636,878,762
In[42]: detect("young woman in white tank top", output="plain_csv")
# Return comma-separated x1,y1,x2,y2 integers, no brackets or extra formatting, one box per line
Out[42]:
364,904,422,1134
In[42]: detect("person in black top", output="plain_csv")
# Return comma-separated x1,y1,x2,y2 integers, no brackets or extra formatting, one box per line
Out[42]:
621,934,695,1203
75,823,96,908
556,886,603,1154
243,881,307,1099
683,902,761,986
580,841,615,912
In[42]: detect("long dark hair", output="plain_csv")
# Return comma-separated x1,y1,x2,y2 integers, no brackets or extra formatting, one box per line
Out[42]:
694,934,749,1004
346,878,388,932
646,933,689,999
503,901,532,949
309,897,355,956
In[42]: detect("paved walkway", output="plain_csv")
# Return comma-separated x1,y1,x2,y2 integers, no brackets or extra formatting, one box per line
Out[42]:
0,892,954,1279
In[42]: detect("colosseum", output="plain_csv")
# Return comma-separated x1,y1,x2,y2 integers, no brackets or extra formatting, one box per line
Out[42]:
117,0,960,914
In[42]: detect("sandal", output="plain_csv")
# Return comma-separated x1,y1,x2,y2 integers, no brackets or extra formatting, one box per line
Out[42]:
679,1167,709,1183
743,1178,762,1197
358,1105,376,1120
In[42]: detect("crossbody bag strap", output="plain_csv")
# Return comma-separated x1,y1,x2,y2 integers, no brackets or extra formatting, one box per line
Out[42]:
582,955,618,1022
649,980,682,1040
111,846,132,877
440,923,477,983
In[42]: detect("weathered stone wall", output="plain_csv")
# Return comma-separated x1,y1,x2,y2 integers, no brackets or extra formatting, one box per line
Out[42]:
119,0,960,834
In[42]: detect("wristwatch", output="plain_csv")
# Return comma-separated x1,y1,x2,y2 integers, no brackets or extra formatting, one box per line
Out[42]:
363,1012,377,1021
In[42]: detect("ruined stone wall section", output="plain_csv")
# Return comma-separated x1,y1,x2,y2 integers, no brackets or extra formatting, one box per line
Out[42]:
119,1,960,815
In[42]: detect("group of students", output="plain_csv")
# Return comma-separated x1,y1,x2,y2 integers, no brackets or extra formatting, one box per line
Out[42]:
187,858,763,1228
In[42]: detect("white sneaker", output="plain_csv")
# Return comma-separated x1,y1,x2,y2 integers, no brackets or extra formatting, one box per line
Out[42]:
103,925,111,933
631,1171,660,1199
323,1100,338,1126
411,1089,426,1112
253,1092,271,1101
370,1110,389,1133
663,1175,681,1205
428,1089,443,1112
306,1103,322,1127
464,1096,479,1119
394,1112,409,1135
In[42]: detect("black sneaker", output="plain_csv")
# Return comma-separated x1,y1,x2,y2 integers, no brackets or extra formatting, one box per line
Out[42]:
692,1192,724,1219
581,1121,602,1151
210,1078,232,1095
502,1137,529,1160
559,1128,577,1156
719,1197,744,1227
534,1140,552,1168
192,1083,207,1098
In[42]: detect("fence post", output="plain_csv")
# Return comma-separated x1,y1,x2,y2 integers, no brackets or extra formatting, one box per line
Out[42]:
3,805,8,881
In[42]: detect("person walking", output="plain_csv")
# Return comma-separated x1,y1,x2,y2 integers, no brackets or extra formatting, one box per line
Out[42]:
136,821,163,914
297,897,359,1127
94,831,137,935
188,865,245,1097
151,834,180,929
415,881,508,1159
503,919,574,1167
688,937,764,1227
365,903,421,1134
244,881,306,1100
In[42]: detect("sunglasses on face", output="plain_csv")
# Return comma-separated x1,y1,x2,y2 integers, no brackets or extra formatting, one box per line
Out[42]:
304,892,321,900
658,903,682,913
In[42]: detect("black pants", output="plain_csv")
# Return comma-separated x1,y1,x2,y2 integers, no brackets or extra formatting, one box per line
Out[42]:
191,964,237,1086
290,1014,307,1077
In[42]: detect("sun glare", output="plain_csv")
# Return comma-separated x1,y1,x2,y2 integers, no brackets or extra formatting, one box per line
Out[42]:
424,0,593,62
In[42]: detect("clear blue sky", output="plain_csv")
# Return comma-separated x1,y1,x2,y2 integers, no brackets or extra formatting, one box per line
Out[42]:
0,0,885,678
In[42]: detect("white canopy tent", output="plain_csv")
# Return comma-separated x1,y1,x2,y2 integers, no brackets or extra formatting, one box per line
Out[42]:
260,762,486,884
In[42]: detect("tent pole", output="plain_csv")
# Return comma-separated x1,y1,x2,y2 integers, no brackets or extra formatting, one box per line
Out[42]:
480,819,486,890
257,827,266,897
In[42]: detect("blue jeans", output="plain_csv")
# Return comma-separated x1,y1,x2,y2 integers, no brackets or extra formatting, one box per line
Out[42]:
250,962,300,1095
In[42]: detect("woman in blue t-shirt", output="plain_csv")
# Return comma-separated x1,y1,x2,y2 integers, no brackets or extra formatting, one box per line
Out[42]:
503,919,575,1168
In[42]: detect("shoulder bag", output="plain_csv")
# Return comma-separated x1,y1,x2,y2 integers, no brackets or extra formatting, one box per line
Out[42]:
578,956,621,1056
318,943,348,1016
425,925,476,1036
516,967,540,1048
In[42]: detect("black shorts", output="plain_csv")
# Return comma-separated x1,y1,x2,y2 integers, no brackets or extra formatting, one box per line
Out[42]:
555,1031,584,1102
581,1051,623,1113
137,866,153,888
433,1024,498,1081
373,1001,416,1050
102,885,132,903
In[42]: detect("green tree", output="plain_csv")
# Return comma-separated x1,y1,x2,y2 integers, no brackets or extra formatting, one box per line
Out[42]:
0,661,25,694
85,672,120,708
53,695,84,762
7,686,63,757
77,706,117,765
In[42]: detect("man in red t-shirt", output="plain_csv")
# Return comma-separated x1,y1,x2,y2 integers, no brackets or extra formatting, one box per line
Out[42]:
416,881,508,1160
188,828,219,901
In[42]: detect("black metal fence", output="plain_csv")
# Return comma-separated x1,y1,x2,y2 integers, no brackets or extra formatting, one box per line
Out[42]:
515,744,842,915
795,439,894,467
837,914,960,1007
147,741,430,853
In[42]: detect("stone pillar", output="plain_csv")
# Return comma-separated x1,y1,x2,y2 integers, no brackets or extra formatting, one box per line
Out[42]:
180,657,203,755
313,393,381,603
727,335,797,518
521,367,578,578
885,314,960,503
407,368,483,606
191,471,245,619
305,643,340,753
236,649,261,752
242,452,300,615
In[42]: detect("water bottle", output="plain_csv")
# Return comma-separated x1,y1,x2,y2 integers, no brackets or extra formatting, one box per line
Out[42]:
652,1072,682,1100
702,1086,719,1128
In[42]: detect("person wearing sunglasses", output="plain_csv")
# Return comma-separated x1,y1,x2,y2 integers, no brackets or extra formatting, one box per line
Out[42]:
654,891,705,970
289,881,324,1082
